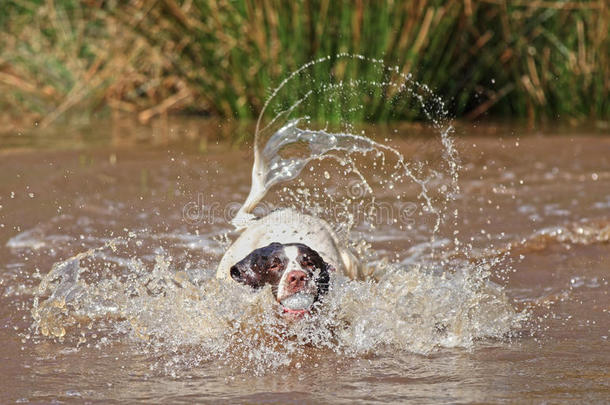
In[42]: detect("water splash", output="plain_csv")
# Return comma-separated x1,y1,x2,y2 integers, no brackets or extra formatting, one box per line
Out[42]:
30,237,524,375
235,119,441,233
234,54,459,237
28,54,526,375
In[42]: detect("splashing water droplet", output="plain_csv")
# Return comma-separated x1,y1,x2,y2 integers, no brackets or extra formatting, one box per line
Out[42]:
28,54,525,376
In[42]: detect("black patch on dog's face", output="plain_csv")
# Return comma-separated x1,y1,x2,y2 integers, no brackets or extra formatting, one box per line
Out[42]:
230,242,286,289
230,242,331,300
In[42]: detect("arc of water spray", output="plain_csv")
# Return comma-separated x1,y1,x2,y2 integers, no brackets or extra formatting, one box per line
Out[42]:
231,55,341,228
231,54,458,234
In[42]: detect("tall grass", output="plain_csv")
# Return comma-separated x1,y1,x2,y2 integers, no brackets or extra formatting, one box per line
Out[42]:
1,0,608,129
0,0,193,130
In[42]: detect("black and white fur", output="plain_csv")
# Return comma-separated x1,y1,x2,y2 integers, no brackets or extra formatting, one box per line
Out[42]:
229,242,331,313
217,208,362,311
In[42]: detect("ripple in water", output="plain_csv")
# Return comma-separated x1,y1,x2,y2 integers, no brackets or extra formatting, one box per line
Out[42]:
30,54,526,375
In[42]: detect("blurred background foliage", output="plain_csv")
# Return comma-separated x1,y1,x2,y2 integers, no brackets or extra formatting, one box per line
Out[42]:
0,0,608,130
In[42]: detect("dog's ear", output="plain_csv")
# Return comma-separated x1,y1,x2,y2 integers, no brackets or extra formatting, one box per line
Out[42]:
315,259,331,295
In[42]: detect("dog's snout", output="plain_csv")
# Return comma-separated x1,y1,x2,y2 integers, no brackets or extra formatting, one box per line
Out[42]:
287,270,308,289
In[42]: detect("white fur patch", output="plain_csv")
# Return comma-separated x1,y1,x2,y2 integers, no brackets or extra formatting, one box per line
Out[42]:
277,246,299,299
276,245,315,301
284,245,300,268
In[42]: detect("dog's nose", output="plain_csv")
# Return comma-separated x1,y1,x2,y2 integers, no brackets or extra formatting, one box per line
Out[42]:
286,270,308,289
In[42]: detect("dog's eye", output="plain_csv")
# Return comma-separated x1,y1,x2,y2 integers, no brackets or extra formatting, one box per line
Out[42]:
267,259,282,272
302,260,315,269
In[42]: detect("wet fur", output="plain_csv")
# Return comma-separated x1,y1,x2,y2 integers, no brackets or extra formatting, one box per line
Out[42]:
217,208,361,280
230,242,331,303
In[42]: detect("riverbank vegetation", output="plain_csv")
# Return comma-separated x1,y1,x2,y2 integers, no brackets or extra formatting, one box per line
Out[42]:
1,0,608,131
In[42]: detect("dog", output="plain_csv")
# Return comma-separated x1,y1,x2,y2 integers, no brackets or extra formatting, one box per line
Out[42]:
216,208,361,314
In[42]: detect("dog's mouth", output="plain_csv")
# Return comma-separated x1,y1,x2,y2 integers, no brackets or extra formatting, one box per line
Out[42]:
279,292,315,315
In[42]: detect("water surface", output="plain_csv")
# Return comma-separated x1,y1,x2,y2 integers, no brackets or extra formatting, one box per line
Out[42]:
0,119,608,403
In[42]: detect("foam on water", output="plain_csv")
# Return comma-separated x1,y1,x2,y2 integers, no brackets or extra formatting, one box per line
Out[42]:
29,54,527,375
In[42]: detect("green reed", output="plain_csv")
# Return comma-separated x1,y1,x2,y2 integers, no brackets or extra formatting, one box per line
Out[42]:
1,0,608,129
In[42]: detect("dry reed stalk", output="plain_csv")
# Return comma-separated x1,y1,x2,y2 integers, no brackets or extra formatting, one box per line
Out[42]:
0,0,607,128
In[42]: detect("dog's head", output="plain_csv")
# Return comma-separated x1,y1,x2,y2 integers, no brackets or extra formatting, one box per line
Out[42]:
229,242,331,315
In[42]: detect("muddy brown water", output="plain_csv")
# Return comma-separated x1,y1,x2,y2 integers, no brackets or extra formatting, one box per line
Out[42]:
0,119,608,403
